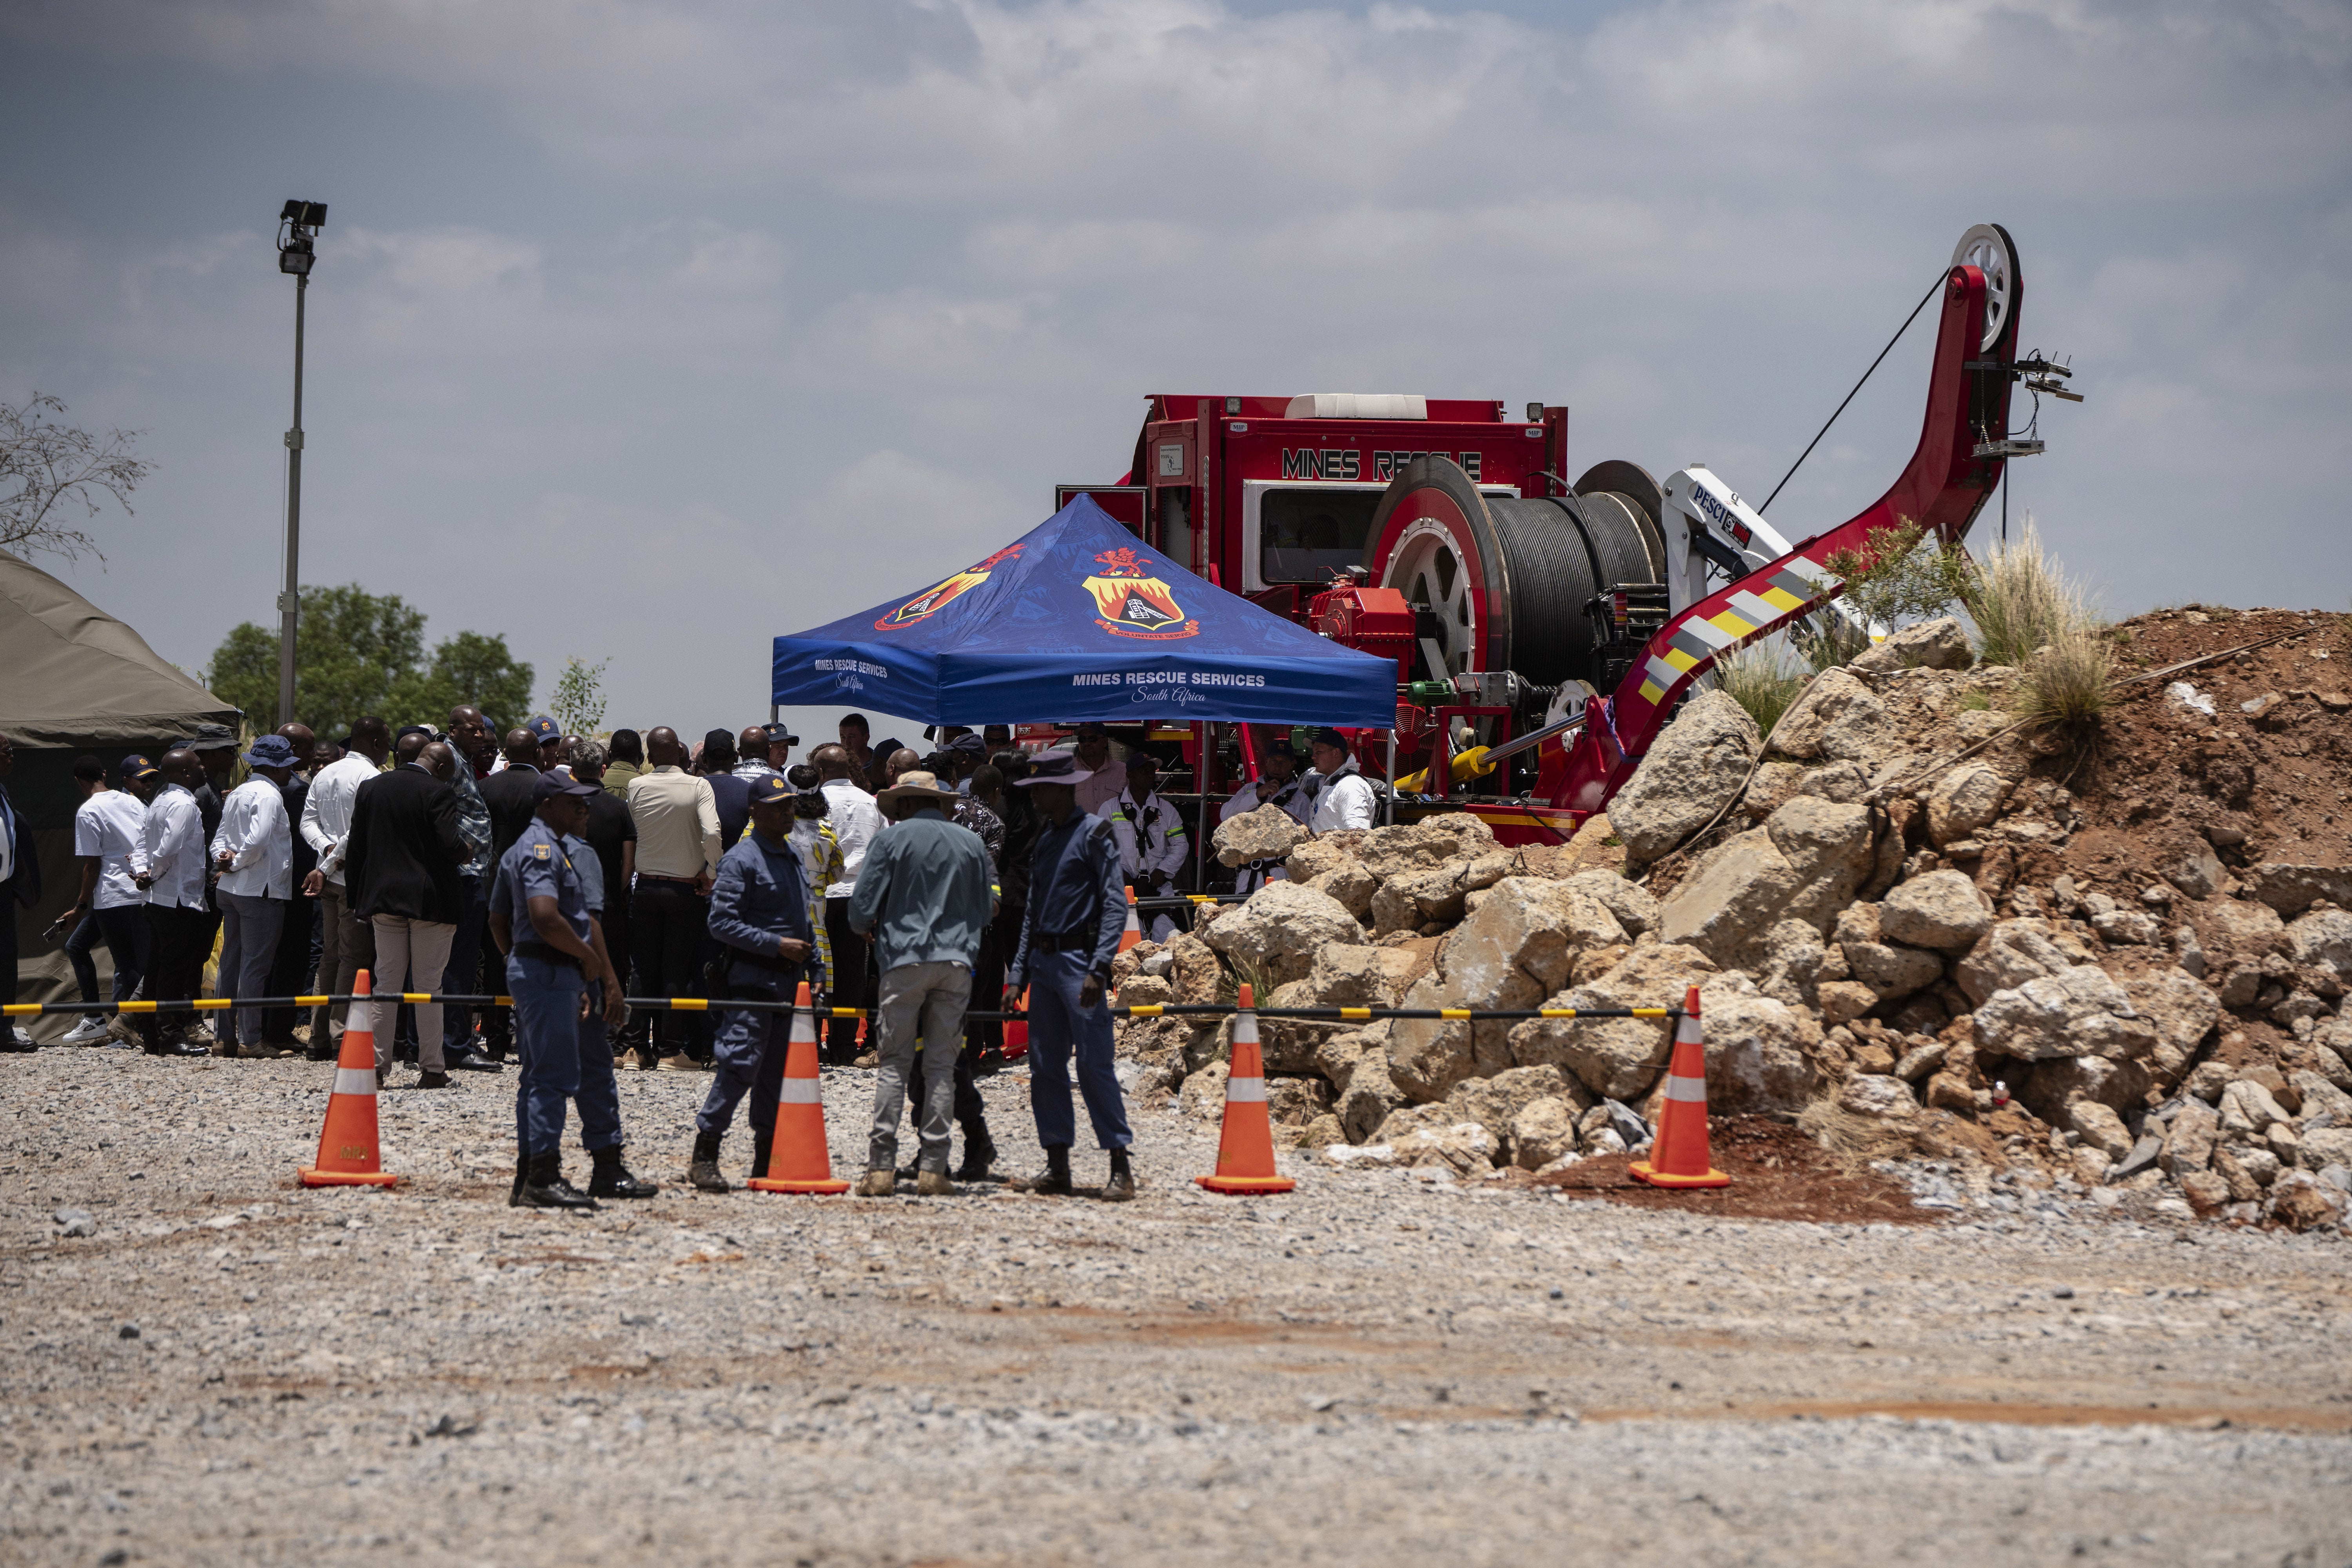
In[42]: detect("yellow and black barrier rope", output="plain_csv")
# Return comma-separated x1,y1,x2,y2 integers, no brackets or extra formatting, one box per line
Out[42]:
9,995,1681,1025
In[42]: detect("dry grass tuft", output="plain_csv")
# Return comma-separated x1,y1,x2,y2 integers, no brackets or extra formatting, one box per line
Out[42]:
2015,629,2114,733
1964,518,2086,668
1796,1096,1918,1176
1716,641,1806,739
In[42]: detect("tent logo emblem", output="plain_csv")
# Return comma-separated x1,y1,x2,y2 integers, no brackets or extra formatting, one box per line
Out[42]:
875,544,1021,632
1082,547,1199,641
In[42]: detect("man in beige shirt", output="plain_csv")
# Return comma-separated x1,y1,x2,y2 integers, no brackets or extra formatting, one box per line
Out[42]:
1071,723,1128,814
625,727,722,1069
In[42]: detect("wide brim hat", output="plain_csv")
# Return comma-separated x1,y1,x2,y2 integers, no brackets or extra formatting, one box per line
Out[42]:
874,770,963,812
1013,748,1093,788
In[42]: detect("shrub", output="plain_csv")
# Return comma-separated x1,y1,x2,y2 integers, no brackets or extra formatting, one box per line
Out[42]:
2016,629,2113,733
1791,608,1873,673
1822,518,1973,632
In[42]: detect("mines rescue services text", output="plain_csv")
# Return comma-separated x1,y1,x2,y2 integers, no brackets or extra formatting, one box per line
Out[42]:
1070,671,1267,688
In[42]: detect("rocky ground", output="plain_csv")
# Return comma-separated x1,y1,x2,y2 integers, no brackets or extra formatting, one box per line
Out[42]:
6,1046,2352,1566
1171,605,2352,1239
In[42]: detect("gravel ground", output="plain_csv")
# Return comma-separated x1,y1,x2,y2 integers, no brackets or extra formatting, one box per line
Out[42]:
6,1047,2352,1566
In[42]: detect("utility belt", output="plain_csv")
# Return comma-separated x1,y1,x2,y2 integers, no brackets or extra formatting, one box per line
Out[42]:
511,940,581,971
1029,930,1100,956
637,872,702,886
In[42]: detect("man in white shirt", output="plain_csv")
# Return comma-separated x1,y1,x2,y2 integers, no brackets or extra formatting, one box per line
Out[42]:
212,734,300,1057
1095,753,1189,943
1220,742,1311,894
810,742,885,1063
1070,723,1128,814
1301,728,1379,834
58,754,156,1044
300,716,391,1050
130,749,211,1056
623,725,724,1071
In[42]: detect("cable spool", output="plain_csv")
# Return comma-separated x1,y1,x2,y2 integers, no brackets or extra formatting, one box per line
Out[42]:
1363,455,1666,691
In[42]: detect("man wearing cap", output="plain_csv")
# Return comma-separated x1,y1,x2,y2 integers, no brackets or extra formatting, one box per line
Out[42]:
258,722,319,1052
1220,741,1309,893
1001,749,1135,1201
763,723,798,772
129,749,211,1056
1302,728,1378,833
210,735,300,1057
343,739,468,1085
543,762,657,1200
488,769,616,1210
849,771,995,1197
685,770,814,1192
626,726,722,1072
301,716,392,1056
57,754,155,1045
1070,723,1127,813
1095,752,1187,944
945,731,987,795
523,714,566,773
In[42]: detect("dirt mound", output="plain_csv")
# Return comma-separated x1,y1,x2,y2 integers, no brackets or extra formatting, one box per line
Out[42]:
1519,1115,1934,1224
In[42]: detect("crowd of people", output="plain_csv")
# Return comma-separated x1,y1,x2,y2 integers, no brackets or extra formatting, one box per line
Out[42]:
0,708,1384,1206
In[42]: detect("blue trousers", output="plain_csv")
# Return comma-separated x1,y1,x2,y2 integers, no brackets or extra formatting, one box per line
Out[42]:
1024,949,1131,1151
695,966,798,1143
508,952,586,1157
574,976,623,1152
67,906,148,1006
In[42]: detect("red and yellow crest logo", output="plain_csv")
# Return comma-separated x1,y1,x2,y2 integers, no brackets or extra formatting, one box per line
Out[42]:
1082,547,1199,641
875,544,1021,632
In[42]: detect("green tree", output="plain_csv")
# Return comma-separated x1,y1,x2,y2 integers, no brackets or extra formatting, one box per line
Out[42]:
548,655,609,737
206,583,533,740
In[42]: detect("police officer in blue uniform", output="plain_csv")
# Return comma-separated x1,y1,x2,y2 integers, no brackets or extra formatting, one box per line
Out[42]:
558,799,658,1201
689,771,815,1193
487,770,616,1211
1000,748,1134,1201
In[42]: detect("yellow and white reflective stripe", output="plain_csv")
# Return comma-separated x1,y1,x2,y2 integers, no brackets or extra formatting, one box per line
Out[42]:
779,1078,821,1104
1225,1077,1267,1103
333,1067,377,1096
1707,609,1757,639
1723,589,1782,627
1663,1074,1708,1102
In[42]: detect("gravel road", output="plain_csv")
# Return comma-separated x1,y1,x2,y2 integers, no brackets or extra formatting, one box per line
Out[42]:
6,1049,2350,1566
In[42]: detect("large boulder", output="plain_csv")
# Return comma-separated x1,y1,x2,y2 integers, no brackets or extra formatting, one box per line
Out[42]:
2161,1100,2219,1177
1368,850,1515,937
1879,869,1994,952
1284,833,1366,885
2118,965,2223,1082
1564,869,1661,937
1699,982,1825,1113
2199,898,2290,963
1510,1097,1582,1169
2242,864,2352,919
1212,804,1309,868
1973,965,2161,1063
1953,918,2098,1010
1203,879,1364,988
1768,668,1891,762
1354,815,1497,882
1167,932,1226,1005
2288,907,2352,985
1445,1063,1585,1164
1383,878,1627,1102
1307,862,1377,920
1509,942,1719,1100
1604,690,1762,862
1924,764,2009,848
1835,902,1944,1002
1849,615,1974,673
1657,795,1874,967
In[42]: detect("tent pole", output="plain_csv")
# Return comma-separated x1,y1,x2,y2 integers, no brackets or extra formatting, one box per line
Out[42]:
1383,727,1396,826
1194,720,1209,893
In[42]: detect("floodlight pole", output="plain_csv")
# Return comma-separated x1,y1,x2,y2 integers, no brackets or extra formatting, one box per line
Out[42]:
277,269,307,728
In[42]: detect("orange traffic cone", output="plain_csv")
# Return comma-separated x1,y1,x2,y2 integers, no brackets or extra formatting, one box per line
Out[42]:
1629,986,1728,1189
1118,886,1143,953
299,970,399,1189
1196,983,1296,1195
748,982,850,1194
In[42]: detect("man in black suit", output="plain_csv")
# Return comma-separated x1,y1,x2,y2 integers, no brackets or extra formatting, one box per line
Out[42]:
345,740,469,1087
0,730,38,1051
473,727,543,1061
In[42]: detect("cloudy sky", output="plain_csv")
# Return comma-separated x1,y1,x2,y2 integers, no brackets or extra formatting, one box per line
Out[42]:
5,0,2347,746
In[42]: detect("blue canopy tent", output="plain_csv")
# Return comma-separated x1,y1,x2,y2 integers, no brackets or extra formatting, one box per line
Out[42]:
771,496,1397,727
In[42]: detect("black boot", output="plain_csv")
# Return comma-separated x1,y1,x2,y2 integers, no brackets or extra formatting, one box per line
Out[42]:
588,1146,658,1200
518,1150,597,1211
1101,1147,1136,1203
1009,1145,1073,1196
751,1132,774,1184
508,1150,528,1207
688,1130,730,1194
953,1122,997,1182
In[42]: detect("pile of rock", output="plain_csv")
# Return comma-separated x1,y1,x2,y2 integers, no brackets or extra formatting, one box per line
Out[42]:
1114,616,2352,1230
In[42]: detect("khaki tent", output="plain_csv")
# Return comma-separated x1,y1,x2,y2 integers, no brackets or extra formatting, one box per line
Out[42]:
3,549,241,1035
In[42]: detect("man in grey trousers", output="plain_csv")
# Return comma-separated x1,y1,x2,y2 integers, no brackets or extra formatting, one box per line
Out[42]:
848,770,996,1197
